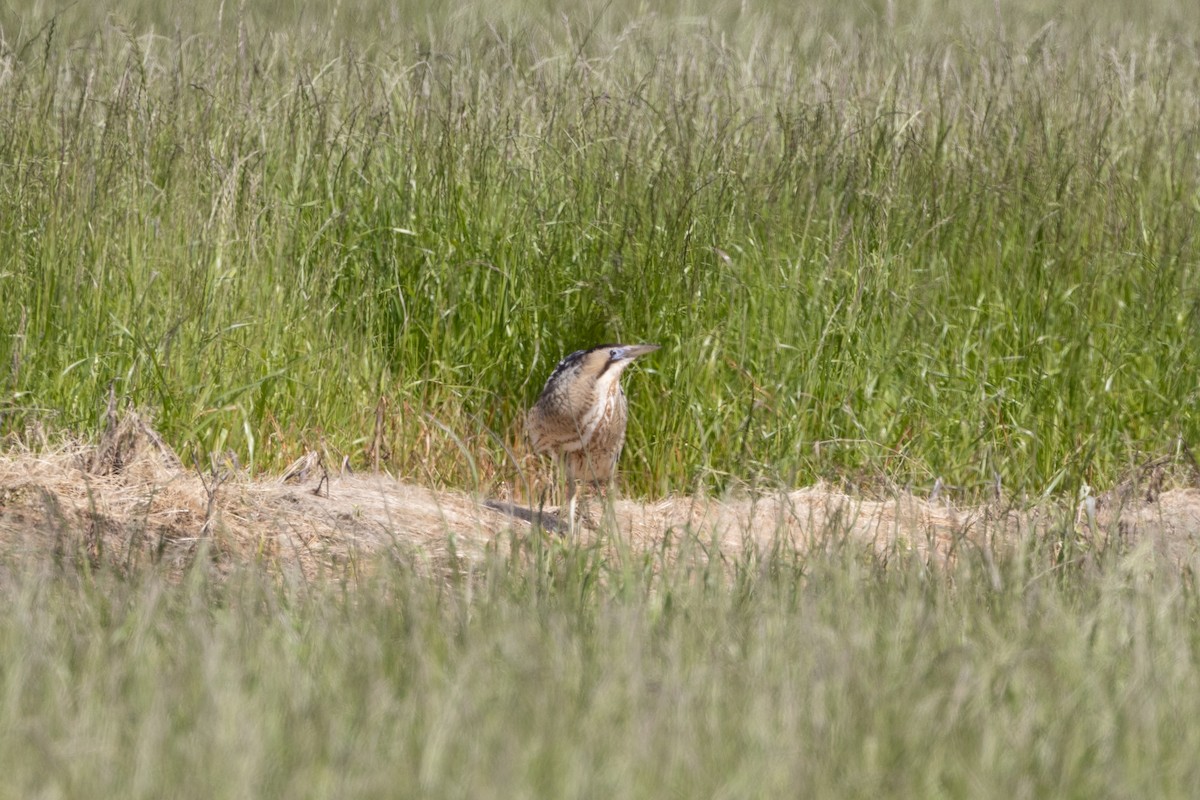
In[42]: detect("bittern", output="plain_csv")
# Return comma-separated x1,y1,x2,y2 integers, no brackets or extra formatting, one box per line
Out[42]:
527,343,660,531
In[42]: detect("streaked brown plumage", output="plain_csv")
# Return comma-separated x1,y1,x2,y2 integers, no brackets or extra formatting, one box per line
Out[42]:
527,343,660,529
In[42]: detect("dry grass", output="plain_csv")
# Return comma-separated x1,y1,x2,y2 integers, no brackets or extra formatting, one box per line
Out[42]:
3,413,1199,579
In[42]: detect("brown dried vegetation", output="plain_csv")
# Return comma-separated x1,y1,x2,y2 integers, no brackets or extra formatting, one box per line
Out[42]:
2,412,1199,580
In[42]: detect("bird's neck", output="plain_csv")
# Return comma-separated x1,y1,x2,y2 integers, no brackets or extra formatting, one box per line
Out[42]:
592,368,625,403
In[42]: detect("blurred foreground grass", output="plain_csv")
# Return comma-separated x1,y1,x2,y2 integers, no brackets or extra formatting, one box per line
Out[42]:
1,537,1199,798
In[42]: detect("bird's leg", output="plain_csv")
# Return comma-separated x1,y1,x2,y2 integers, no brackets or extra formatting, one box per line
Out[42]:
597,480,612,526
575,484,597,530
563,459,577,536
566,483,578,536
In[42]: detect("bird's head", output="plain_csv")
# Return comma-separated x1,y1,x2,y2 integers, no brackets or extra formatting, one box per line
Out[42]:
580,343,661,380
604,343,661,362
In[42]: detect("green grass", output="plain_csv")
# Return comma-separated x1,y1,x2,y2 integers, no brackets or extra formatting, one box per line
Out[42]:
0,537,1198,799
2,0,1199,499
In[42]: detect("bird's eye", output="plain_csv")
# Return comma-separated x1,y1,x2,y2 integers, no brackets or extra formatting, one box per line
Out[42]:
610,349,619,359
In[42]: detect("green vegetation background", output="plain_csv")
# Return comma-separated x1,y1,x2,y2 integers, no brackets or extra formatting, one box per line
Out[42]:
2,0,1198,499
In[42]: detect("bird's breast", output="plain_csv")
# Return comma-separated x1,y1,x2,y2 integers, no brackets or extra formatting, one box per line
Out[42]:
579,384,626,443
527,371,629,456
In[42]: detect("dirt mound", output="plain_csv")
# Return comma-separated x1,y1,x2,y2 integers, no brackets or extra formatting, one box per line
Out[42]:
2,414,1199,577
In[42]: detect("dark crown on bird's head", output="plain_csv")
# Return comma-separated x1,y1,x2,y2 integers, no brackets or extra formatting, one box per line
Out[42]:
544,343,660,384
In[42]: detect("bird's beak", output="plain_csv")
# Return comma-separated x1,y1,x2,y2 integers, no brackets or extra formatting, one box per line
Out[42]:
615,344,661,360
